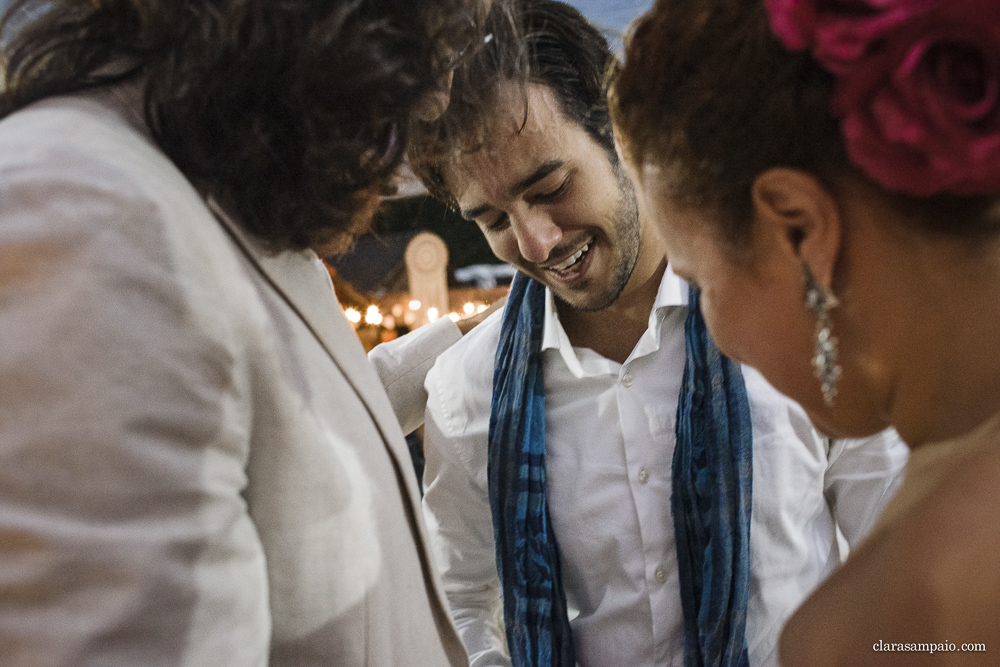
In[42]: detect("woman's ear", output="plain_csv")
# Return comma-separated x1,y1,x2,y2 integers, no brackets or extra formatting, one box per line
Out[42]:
750,168,842,286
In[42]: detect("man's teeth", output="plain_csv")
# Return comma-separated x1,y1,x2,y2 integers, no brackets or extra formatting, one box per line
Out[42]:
551,244,589,271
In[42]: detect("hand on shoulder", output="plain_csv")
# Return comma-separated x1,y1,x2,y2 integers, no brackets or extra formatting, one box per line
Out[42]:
456,296,506,336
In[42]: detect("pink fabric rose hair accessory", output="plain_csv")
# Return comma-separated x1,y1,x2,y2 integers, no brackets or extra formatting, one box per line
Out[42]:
765,0,1000,197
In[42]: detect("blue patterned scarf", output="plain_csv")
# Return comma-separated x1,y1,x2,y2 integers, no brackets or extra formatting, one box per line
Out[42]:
487,273,752,667
673,288,753,667
487,274,574,667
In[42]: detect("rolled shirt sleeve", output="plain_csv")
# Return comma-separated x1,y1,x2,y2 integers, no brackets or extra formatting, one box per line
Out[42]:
368,317,463,435
824,429,909,547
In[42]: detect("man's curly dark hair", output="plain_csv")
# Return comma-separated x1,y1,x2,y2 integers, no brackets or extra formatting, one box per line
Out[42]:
408,0,618,209
0,0,486,253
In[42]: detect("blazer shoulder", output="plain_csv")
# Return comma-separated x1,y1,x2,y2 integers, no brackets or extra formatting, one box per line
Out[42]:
0,93,199,205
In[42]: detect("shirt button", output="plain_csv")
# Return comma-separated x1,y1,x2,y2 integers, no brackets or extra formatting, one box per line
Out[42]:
637,467,650,484
621,373,634,387
654,565,667,585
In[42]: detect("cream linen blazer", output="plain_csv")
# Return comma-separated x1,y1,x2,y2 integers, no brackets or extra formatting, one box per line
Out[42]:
0,90,467,666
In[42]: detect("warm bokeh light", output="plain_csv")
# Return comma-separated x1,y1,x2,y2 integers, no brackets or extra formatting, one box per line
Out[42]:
463,302,476,315
448,312,460,322
344,308,361,323
408,300,421,311
476,304,488,313
364,305,383,326
427,307,439,322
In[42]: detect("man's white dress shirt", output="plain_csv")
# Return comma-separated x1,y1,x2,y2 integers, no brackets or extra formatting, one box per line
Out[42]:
421,266,908,667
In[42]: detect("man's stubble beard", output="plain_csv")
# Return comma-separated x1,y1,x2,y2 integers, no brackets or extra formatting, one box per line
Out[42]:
554,160,642,313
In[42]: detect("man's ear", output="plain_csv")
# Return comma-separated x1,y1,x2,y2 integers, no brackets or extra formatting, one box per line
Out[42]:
750,168,842,286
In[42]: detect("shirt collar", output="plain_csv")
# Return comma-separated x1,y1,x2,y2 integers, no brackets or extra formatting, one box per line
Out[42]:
539,264,689,376
654,263,689,309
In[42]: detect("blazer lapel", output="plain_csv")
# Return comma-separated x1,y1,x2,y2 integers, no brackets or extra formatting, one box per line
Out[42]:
209,200,468,665
209,202,421,494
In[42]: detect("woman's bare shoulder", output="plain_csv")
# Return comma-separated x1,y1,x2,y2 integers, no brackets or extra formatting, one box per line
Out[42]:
780,439,1000,666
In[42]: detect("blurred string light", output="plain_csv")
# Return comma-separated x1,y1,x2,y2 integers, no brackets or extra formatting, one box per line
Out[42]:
344,297,494,332
364,305,383,326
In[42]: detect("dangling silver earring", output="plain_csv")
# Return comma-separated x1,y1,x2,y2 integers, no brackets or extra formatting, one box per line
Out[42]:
803,264,841,406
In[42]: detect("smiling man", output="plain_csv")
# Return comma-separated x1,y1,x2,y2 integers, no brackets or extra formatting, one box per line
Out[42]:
445,80,658,363
407,2,908,666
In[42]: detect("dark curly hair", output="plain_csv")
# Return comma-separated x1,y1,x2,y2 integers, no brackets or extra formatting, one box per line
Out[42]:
611,0,1000,247
0,0,486,253
408,0,619,207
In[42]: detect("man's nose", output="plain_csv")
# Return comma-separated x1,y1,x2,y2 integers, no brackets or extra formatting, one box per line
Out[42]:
512,210,562,264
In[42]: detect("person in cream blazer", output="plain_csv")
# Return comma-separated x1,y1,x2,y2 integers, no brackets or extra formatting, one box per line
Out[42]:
0,86,468,666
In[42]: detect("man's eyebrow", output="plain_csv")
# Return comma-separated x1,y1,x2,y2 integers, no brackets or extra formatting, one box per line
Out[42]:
459,160,565,221
510,160,563,198
460,203,493,221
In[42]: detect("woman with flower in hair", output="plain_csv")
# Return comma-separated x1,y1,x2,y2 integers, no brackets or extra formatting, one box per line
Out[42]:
612,0,1000,663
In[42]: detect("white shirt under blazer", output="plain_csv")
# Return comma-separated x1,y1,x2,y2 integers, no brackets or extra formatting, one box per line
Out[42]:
421,266,908,667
